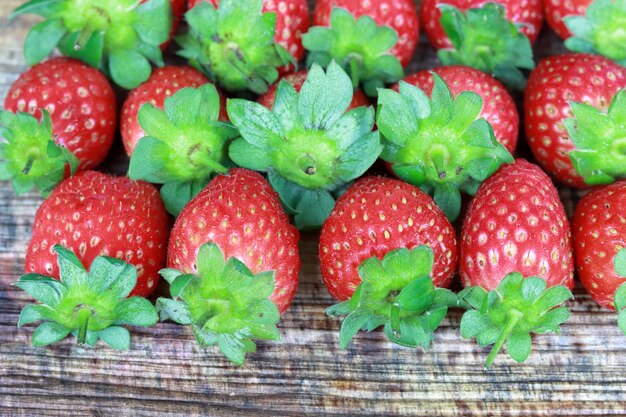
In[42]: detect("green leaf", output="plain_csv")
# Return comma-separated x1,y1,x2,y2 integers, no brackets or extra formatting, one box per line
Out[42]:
377,88,419,145
128,136,170,182
339,310,371,349
293,189,336,230
24,18,66,65
11,0,64,19
109,49,152,90
228,138,272,172
59,30,104,68
618,309,626,336
227,99,283,148
433,183,462,222
31,322,71,347
506,332,532,363
114,297,158,327
156,297,193,324
98,326,131,350
88,256,138,299
336,131,382,182
54,247,88,288
615,249,626,277
396,276,435,312
18,304,56,327
134,0,172,46
15,274,66,308
159,180,208,217
169,274,194,298
614,281,626,311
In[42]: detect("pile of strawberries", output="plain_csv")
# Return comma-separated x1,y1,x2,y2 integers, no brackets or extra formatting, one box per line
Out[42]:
2,0,625,367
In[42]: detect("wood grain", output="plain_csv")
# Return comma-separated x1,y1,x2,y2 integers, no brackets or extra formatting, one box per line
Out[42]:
1,1,626,416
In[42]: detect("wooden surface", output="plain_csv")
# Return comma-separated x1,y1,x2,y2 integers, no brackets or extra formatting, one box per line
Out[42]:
2,1,626,416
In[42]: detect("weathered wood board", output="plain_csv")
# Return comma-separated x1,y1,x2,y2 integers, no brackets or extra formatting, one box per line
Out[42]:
1,1,626,416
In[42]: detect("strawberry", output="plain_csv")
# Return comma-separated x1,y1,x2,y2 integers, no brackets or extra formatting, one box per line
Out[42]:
458,159,574,367
257,70,370,110
121,66,227,156
398,66,519,154
25,171,170,298
544,0,593,40
227,63,381,230
572,181,626,310
2,58,116,195
524,53,626,187
178,0,306,94
161,169,300,364
320,176,458,349
12,0,174,89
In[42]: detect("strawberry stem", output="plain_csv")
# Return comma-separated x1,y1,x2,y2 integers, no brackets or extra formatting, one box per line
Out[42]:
485,308,523,369
75,306,93,346
348,56,360,90
22,158,34,175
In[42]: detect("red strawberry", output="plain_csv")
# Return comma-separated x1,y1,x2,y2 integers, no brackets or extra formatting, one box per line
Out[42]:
25,171,170,297
121,66,227,156
421,0,543,47
257,70,370,110
544,0,592,40
312,0,419,67
572,181,626,310
398,65,519,154
169,0,187,41
167,168,301,314
525,53,626,187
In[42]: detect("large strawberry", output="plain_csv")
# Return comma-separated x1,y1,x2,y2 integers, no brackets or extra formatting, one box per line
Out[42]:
25,171,170,298
177,0,304,94
227,63,381,230
161,169,300,364
377,74,513,221
525,53,626,187
398,66,519,154
12,0,174,89
121,66,227,156
458,159,574,367
2,58,116,195
320,176,458,349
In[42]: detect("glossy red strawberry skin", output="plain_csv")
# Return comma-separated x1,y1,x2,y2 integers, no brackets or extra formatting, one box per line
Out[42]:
524,54,626,188
460,159,574,291
572,181,626,310
544,0,592,40
120,66,227,156
167,168,301,314
187,0,310,63
313,0,419,67
398,66,519,154
4,57,117,171
421,0,543,48
257,70,370,110
25,171,170,297
319,176,458,301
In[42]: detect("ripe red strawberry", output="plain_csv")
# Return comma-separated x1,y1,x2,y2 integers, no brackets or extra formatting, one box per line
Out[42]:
525,53,626,187
121,66,227,156
169,0,187,41
25,171,170,297
572,181,626,310
257,70,370,110
2,57,116,194
421,0,543,47
167,168,301,314
312,0,419,68
544,0,592,40
398,66,519,154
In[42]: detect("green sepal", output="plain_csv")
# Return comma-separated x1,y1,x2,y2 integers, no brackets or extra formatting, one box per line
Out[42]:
156,243,281,366
177,0,293,94
437,3,535,90
326,246,456,350
228,62,381,229
566,89,626,185
615,250,626,335
458,273,573,368
377,77,513,222
11,0,64,20
303,7,404,97
129,85,238,215
0,110,79,196
15,245,158,349
564,0,626,65
24,18,67,66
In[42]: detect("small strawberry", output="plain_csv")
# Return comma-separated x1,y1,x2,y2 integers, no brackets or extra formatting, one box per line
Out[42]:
524,53,626,187
544,0,593,40
320,176,458,348
25,171,170,298
177,0,303,94
121,66,227,156
12,0,174,89
399,66,519,154
377,74,513,221
2,57,116,195
17,246,158,349
458,159,574,367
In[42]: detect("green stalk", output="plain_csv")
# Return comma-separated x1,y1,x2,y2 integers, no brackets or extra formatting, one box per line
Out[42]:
485,309,523,369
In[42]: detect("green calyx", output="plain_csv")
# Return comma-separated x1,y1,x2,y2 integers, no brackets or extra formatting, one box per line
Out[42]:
458,273,573,368
615,249,626,335
565,0,626,65
437,2,535,90
0,110,78,196
566,89,626,185
12,0,173,89
302,7,404,97
177,0,293,94
156,243,280,366
326,246,458,350
377,76,513,221
227,62,381,230
128,84,238,216
16,245,158,350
